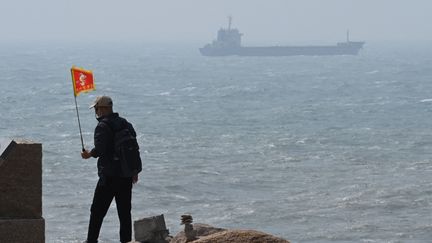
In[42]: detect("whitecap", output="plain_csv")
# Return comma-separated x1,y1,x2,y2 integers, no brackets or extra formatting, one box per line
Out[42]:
173,194,189,201
420,98,432,103
199,170,221,175
159,91,171,96
180,86,196,92
266,143,276,148
366,70,379,74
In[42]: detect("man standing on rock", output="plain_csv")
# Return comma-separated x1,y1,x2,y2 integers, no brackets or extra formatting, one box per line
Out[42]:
81,95,142,243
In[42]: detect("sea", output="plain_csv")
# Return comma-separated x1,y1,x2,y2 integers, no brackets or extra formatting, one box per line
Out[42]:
1,41,432,243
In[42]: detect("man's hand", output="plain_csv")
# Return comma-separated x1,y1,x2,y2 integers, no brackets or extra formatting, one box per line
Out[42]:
132,174,139,184
81,149,92,159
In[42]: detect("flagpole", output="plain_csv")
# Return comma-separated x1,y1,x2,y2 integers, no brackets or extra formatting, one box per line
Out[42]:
71,68,85,151
74,94,85,151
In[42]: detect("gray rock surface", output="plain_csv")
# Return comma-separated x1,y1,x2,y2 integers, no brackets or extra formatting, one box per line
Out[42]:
170,223,226,243
170,223,289,243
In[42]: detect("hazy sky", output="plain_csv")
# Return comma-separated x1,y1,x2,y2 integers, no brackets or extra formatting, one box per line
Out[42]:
1,0,431,44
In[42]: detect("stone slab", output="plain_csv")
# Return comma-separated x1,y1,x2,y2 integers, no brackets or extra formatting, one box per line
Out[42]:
134,214,169,242
0,218,45,243
0,142,42,218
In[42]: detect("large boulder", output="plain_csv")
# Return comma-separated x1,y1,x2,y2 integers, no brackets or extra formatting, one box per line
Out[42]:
192,229,290,243
170,224,289,243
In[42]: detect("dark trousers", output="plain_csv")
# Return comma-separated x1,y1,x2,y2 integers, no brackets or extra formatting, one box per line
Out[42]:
86,177,133,243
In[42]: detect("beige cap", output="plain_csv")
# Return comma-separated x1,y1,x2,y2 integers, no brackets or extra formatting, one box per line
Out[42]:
89,96,113,108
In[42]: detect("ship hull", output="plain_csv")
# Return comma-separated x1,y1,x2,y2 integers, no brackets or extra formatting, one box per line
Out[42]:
200,42,365,57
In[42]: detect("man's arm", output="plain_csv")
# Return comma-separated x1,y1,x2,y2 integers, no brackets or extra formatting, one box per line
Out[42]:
132,174,138,184
81,122,112,159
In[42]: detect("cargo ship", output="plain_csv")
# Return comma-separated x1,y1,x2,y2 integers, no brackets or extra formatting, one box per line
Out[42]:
200,17,365,57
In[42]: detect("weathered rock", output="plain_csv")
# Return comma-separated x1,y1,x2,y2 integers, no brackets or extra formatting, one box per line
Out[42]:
181,215,193,224
170,223,289,243
184,223,196,242
192,224,226,237
179,215,197,242
134,214,170,243
192,229,290,243
170,223,226,243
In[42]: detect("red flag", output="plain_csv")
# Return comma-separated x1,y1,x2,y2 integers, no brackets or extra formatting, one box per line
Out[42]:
71,66,95,96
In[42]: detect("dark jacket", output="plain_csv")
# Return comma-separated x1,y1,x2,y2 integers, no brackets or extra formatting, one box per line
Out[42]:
90,112,137,178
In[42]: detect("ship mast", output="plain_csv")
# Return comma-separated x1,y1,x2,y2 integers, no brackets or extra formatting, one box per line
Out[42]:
228,15,232,30
347,30,350,42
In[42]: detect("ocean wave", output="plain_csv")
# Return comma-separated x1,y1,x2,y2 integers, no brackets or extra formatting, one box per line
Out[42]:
419,98,432,103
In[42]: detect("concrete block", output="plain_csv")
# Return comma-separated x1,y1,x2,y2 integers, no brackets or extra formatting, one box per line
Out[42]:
0,141,42,219
0,139,16,165
0,218,45,243
134,214,169,243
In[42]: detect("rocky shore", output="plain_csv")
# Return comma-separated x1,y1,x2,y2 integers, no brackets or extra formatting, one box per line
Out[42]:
170,223,290,243
133,215,290,243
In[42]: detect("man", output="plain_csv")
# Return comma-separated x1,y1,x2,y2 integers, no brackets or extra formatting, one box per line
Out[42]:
81,95,140,243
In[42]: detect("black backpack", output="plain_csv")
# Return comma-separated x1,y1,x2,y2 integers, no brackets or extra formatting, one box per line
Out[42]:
102,118,142,177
